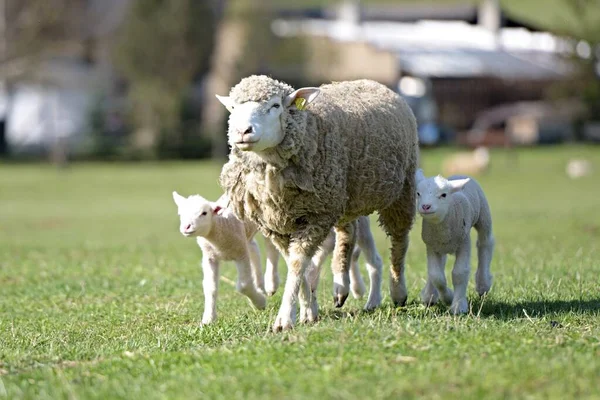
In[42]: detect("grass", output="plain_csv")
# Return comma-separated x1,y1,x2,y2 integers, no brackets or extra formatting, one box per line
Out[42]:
1,145,599,399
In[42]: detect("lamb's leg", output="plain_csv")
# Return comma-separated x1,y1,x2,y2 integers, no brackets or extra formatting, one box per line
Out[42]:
349,246,366,299
272,231,327,331
234,256,267,311
355,216,383,310
263,236,280,296
307,230,335,291
475,211,494,297
201,256,219,325
450,238,471,315
424,252,452,305
248,238,265,294
331,221,357,308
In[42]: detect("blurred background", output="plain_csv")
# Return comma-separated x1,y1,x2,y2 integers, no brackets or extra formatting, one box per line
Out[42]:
0,0,598,165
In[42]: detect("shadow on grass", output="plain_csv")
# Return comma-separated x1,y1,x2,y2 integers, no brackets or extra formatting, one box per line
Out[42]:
473,298,600,320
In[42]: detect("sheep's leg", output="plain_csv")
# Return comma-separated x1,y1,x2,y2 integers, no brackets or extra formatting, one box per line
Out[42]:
263,237,280,296
475,211,494,297
331,221,357,308
356,216,383,310
234,256,267,311
248,238,265,294
201,256,219,325
450,238,471,315
272,231,326,331
379,186,416,307
423,252,451,305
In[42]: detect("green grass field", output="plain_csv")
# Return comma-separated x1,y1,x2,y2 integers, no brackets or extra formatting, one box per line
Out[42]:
1,145,599,399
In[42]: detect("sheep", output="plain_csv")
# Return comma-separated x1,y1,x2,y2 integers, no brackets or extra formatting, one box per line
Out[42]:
264,215,384,311
217,75,419,331
442,146,490,177
415,169,494,315
171,191,266,325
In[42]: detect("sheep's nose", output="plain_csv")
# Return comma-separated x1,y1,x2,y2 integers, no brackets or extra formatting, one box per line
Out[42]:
185,224,192,231
239,126,252,135
422,204,431,211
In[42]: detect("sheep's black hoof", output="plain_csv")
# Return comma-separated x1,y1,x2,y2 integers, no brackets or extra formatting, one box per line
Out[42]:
333,294,349,308
392,299,407,308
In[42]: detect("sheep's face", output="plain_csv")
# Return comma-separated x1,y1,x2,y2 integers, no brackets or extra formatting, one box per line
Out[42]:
415,169,470,222
216,88,320,153
172,191,221,237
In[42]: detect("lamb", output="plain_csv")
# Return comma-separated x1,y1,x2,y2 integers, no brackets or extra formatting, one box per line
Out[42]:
415,169,495,314
264,215,384,311
442,147,490,177
171,191,266,325
217,75,419,331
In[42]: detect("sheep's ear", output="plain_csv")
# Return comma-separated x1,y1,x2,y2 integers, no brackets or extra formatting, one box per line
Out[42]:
415,168,426,183
215,95,236,113
448,178,470,193
284,87,321,110
172,191,186,207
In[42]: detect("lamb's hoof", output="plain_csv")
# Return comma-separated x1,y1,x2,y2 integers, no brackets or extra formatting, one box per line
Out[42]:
450,298,468,315
392,298,407,308
363,293,382,311
421,291,439,307
201,315,216,326
333,293,349,308
249,292,267,310
351,282,367,299
264,278,279,297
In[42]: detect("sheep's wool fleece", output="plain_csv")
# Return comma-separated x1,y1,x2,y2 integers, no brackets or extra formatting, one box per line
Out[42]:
421,176,492,255
220,75,419,244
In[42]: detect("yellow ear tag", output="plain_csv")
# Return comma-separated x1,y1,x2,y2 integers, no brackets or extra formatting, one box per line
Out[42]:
294,98,307,110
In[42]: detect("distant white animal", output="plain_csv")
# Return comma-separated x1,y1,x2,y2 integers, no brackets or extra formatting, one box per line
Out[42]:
172,191,266,325
415,169,495,315
442,147,490,177
566,159,592,179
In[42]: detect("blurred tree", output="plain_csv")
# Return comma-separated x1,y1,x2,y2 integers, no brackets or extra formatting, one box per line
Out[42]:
545,0,600,128
111,0,217,158
201,0,275,159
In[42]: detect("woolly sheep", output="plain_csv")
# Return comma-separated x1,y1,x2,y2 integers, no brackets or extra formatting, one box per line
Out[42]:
172,191,266,325
415,169,494,314
217,75,418,331
264,215,384,311
442,147,490,177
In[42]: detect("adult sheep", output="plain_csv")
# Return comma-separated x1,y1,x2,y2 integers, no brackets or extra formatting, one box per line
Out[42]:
217,75,419,331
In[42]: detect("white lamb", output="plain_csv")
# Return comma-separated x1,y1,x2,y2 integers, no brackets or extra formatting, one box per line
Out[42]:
415,169,494,314
172,191,266,325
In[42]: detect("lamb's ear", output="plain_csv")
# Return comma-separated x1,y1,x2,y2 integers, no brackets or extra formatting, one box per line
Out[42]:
211,203,223,215
448,178,470,193
283,87,321,110
415,168,426,184
172,191,186,207
215,95,236,113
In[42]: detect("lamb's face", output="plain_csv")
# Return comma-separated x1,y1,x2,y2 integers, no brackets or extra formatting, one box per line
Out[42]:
172,191,219,237
216,87,320,153
415,169,470,222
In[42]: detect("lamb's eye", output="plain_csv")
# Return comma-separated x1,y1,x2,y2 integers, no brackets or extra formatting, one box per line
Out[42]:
201,211,207,216
440,193,447,198
271,103,280,109
416,192,420,197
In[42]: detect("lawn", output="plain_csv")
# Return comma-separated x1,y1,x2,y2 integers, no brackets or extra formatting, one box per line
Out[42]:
1,145,599,399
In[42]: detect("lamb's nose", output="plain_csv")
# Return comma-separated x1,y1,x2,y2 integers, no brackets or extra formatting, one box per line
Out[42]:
185,224,192,231
242,126,253,135
422,204,431,211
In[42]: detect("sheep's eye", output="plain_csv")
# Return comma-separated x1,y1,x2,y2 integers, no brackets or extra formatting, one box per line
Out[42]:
271,103,280,110
416,192,420,197
440,193,447,198
201,211,207,216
